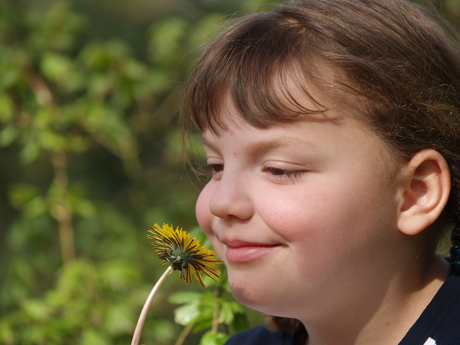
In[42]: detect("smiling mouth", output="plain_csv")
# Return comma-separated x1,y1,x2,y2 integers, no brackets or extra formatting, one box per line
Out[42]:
224,243,281,263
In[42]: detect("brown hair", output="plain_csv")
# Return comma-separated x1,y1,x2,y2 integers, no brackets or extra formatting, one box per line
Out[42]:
183,0,460,341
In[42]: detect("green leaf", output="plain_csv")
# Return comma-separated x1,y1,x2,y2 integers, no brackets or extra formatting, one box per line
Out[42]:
79,329,110,345
40,52,72,81
21,299,50,320
169,291,203,304
193,292,217,332
0,59,24,90
0,320,14,344
174,300,201,326
68,135,90,153
20,141,41,164
74,198,96,218
39,130,67,151
0,124,18,147
218,300,234,324
231,312,250,333
87,74,115,98
8,183,41,208
199,331,229,345
0,93,14,122
23,196,47,219
148,17,188,65
40,52,84,92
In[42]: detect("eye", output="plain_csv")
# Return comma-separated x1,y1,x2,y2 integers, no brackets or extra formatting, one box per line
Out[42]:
264,167,305,179
201,163,224,175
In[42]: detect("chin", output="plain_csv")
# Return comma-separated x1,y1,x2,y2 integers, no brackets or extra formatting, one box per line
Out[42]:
229,278,261,307
229,280,280,315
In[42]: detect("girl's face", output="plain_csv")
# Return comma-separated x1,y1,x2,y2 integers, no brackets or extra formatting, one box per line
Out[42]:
196,100,407,321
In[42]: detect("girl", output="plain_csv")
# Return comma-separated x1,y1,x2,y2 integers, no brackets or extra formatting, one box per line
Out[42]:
183,0,460,344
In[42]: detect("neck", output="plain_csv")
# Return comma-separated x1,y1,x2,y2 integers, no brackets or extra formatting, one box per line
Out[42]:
302,255,449,345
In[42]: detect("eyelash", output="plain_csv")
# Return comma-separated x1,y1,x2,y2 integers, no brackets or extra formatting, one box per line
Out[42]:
201,164,305,179
263,167,305,179
200,164,224,175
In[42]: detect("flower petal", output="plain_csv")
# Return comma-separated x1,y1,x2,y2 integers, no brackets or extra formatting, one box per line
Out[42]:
147,223,223,287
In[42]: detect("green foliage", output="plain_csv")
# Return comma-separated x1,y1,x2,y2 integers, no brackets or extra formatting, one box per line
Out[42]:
168,274,250,345
1,259,140,345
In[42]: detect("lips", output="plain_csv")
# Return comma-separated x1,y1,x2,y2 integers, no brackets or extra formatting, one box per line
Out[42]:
222,239,281,263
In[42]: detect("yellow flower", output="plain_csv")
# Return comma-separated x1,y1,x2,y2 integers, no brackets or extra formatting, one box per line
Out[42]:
147,223,223,287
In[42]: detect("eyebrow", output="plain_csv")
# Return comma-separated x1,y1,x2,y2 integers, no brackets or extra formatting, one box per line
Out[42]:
201,135,316,155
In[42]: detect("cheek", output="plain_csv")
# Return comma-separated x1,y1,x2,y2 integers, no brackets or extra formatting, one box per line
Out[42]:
195,184,214,238
196,185,225,260
259,184,371,247
260,190,330,233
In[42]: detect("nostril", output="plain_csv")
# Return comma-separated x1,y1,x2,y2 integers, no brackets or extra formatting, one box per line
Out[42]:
209,183,253,221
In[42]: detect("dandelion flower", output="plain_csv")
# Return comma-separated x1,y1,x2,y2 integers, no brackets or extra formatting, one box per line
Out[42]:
131,223,223,345
147,223,223,287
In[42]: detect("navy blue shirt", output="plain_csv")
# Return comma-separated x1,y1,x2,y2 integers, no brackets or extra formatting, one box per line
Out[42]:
225,269,460,345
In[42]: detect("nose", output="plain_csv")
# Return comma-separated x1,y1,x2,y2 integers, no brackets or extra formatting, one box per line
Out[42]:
208,171,254,221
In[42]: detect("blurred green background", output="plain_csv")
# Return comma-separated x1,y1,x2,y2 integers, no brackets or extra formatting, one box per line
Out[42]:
0,0,459,344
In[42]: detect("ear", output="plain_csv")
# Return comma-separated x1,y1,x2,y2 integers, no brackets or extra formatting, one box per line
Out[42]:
398,149,451,236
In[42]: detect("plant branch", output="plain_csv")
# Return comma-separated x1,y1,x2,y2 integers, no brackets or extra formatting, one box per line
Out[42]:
211,290,220,333
173,325,193,345
50,151,76,264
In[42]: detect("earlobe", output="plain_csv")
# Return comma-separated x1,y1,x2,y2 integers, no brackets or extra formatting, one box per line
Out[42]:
398,149,451,236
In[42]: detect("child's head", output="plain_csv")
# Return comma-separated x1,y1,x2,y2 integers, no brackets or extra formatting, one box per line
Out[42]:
185,0,460,246
184,0,460,340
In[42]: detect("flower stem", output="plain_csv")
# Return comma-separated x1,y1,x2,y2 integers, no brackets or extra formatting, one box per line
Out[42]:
131,266,173,345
